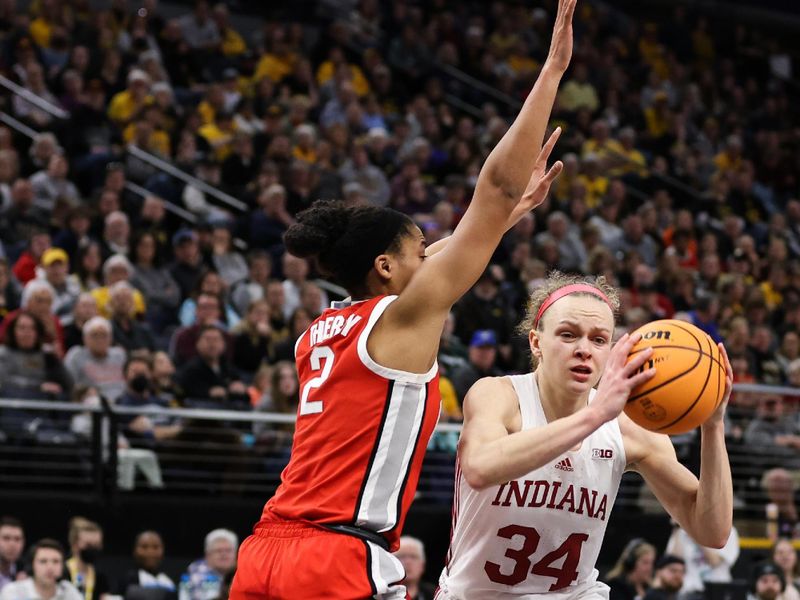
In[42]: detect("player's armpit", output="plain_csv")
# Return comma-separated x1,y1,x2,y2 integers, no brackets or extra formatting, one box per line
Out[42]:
459,377,520,490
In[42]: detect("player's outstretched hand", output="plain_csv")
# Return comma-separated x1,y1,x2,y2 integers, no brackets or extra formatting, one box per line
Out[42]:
703,342,734,429
546,0,577,74
591,332,656,424
506,127,563,229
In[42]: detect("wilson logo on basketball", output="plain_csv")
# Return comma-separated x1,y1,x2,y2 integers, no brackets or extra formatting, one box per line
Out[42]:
554,458,574,471
642,330,671,340
592,448,613,460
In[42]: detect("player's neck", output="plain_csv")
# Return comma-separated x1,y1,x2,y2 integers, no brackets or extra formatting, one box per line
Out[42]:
535,370,589,422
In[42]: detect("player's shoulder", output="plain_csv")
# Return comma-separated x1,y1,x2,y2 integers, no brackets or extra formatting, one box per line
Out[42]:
463,376,519,422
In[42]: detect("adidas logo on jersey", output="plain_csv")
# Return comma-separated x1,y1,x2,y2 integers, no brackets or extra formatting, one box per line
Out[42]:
554,458,574,471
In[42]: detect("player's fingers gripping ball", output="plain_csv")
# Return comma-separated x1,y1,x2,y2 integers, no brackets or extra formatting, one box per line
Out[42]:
624,319,726,435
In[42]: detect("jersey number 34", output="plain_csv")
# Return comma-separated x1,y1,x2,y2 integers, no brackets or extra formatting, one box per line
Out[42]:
485,525,588,591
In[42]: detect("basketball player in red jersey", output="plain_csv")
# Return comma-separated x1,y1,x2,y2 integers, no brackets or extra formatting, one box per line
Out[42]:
437,273,734,599
229,2,579,598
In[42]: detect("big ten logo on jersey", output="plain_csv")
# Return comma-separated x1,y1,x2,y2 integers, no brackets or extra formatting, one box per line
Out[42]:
308,314,362,346
591,448,613,460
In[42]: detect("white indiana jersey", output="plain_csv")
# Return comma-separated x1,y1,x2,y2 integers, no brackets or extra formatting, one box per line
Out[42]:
439,373,626,599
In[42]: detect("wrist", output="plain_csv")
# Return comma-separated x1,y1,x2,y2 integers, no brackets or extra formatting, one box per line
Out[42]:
700,419,725,435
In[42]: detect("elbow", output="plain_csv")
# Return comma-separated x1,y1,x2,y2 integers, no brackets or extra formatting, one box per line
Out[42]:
461,462,494,491
696,524,731,549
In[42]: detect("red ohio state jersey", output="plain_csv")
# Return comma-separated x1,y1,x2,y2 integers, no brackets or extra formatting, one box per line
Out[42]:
261,295,441,550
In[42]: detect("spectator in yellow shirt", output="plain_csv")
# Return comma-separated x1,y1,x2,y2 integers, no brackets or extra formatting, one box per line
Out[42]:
316,47,370,97
582,119,624,165
609,127,648,178
558,63,599,113
254,36,296,83
643,91,672,140
199,112,237,161
553,152,580,203
291,124,317,164
92,255,146,319
212,3,246,57
577,153,609,209
107,69,152,127
124,107,171,157
197,84,225,126
714,135,744,175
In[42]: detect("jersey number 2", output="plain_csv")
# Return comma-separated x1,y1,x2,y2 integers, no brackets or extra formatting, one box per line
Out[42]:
299,346,334,415
484,525,588,590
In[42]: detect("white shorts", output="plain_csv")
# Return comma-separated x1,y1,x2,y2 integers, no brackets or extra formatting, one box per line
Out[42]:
436,573,610,600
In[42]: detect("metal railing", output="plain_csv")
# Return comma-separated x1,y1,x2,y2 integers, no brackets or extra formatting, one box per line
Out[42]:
0,74,70,120
125,145,248,213
0,382,795,511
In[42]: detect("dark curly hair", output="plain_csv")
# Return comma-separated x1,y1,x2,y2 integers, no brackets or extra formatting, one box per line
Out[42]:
284,200,414,297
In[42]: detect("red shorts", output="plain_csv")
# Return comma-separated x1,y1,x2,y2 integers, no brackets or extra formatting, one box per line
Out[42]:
229,520,407,600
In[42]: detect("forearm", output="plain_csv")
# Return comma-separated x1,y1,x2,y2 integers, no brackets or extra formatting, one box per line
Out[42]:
691,422,733,547
463,407,604,489
480,65,563,202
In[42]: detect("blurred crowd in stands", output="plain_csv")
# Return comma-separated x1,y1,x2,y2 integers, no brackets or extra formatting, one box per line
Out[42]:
0,0,798,494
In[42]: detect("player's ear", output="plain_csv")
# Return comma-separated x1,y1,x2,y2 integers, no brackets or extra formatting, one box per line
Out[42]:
374,253,392,281
529,328,543,362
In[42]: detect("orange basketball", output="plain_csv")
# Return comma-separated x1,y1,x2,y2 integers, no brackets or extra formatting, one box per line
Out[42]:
624,319,726,435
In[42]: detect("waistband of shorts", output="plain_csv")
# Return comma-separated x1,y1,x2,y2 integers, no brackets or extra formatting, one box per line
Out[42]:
254,519,390,550
254,519,330,539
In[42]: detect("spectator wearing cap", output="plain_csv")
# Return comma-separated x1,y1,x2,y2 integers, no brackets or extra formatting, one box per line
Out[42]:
91,255,146,319
168,229,204,301
643,555,685,600
107,69,152,127
750,563,785,600
451,330,503,403
37,248,80,324
64,317,126,401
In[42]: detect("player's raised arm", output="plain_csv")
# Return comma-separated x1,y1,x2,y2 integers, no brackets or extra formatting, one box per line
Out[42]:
387,0,576,326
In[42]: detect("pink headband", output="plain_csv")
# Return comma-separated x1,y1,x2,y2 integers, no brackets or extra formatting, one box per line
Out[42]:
533,284,613,329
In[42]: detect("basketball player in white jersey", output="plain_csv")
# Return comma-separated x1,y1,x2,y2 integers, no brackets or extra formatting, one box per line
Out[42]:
437,273,733,600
